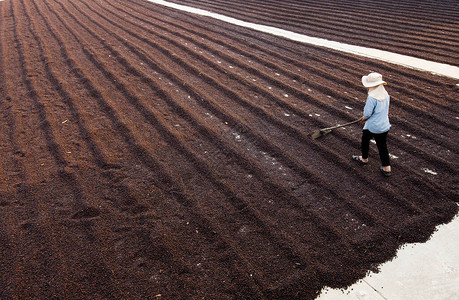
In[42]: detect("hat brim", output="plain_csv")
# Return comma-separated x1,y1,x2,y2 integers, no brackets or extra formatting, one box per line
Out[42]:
362,75,387,87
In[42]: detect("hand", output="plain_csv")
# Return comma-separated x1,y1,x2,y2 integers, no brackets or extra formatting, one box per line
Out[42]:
359,116,366,123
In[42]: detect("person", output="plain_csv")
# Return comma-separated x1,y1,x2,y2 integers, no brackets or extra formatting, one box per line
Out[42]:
352,72,392,177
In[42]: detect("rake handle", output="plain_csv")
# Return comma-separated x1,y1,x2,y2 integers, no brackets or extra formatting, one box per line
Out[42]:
319,118,361,132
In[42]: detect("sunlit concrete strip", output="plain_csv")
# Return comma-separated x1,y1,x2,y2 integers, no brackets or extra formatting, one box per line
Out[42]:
148,0,459,80
317,214,459,299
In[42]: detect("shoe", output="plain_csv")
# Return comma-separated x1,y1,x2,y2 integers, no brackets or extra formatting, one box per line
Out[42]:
352,155,368,165
380,166,391,177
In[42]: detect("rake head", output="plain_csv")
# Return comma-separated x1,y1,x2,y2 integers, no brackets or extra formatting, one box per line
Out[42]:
311,129,332,139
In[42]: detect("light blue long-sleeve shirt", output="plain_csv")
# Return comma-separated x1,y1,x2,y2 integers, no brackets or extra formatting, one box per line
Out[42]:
363,96,391,134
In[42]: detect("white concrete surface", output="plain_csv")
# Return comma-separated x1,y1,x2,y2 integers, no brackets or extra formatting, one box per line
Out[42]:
318,214,459,300
149,0,459,80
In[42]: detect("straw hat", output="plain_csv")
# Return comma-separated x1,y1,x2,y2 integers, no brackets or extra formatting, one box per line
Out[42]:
362,72,387,88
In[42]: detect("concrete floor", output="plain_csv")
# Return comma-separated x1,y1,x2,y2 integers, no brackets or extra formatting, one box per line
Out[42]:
318,213,459,300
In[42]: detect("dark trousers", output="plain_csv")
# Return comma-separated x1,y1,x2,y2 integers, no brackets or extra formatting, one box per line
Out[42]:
361,129,390,166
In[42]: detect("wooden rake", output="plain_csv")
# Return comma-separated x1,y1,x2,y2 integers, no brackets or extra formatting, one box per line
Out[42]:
310,118,361,139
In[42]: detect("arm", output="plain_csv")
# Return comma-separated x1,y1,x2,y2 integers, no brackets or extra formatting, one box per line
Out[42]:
362,97,376,122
